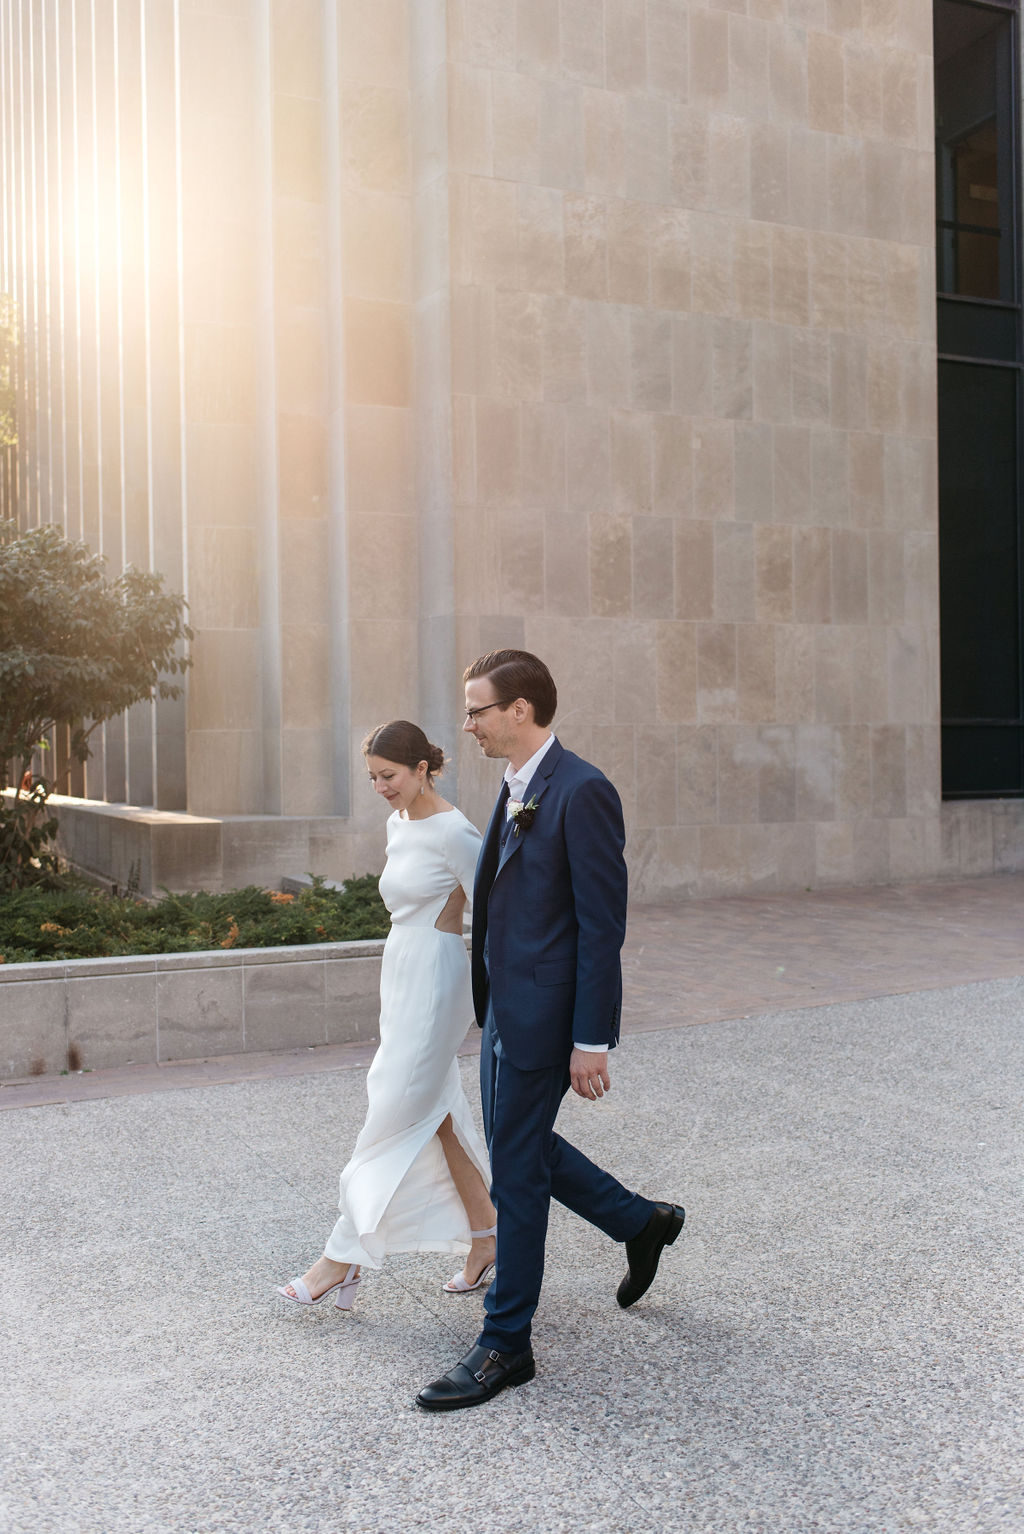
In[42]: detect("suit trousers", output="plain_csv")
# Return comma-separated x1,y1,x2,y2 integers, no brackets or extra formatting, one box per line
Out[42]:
477,1004,654,1355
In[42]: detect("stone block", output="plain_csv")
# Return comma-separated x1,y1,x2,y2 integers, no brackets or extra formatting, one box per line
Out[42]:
278,413,328,518
493,68,543,183
544,511,590,617
324,953,383,1043
341,84,410,194
630,311,672,413
0,976,67,1079
151,820,224,893
187,731,265,818
714,522,755,622
343,298,410,407
612,625,658,725
542,295,588,403
635,725,678,830
586,304,630,408
589,514,632,618
449,61,493,177
564,195,608,300
625,95,670,203
869,724,907,818
693,420,735,520
66,971,159,1071
583,85,625,196
344,404,413,515
341,189,411,303
755,524,793,621
698,823,746,896
187,630,264,733
608,200,651,307
516,0,560,76
654,416,693,516
538,80,585,192
647,0,688,99
775,622,815,724
243,955,326,1051
737,623,776,722
697,622,738,723
708,112,749,219
348,511,417,619
734,220,772,321
218,820,310,889
339,0,409,88
157,961,245,1062
281,624,331,729
517,184,565,293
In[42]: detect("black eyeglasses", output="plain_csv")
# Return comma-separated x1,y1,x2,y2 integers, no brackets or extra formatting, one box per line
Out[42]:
464,700,515,721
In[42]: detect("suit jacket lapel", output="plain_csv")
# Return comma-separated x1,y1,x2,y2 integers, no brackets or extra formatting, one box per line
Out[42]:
475,779,509,902
495,738,563,878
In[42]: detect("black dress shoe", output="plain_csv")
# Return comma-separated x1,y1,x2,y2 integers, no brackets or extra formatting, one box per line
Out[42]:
617,1201,685,1308
415,1344,536,1412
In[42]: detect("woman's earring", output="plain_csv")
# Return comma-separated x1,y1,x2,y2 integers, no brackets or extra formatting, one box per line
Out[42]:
420,782,425,795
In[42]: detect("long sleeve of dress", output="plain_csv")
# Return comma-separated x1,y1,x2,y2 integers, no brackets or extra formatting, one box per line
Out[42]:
444,813,483,909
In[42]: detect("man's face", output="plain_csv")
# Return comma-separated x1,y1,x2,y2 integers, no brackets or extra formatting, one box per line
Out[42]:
463,676,520,760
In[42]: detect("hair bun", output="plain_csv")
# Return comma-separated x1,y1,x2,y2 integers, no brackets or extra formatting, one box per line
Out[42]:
361,719,447,781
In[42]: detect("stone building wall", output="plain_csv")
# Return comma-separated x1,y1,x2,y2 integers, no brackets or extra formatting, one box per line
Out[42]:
0,1,1019,896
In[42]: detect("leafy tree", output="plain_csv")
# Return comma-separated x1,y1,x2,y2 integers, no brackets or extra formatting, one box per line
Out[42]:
0,519,192,889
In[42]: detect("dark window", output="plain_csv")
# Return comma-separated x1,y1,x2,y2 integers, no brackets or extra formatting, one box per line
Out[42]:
935,0,1024,797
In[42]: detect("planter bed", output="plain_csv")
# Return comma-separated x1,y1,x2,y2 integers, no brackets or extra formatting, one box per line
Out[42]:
0,937,390,1081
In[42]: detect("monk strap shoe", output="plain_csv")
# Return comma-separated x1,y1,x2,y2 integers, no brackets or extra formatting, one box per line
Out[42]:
416,1344,536,1411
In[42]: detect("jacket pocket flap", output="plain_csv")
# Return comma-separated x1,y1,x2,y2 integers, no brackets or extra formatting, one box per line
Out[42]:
533,959,576,986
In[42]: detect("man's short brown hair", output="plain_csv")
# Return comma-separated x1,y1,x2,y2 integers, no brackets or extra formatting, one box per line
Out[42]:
463,649,558,728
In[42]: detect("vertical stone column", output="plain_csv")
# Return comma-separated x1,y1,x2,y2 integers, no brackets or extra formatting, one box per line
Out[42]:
269,0,332,816
178,0,265,814
337,0,417,797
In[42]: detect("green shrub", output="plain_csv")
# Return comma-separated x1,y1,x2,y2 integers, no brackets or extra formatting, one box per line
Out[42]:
0,875,390,965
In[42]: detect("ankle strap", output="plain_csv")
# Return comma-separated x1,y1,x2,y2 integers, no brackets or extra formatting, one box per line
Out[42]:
470,1225,497,1239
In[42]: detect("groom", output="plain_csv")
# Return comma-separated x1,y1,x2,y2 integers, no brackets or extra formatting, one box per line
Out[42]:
416,649,685,1412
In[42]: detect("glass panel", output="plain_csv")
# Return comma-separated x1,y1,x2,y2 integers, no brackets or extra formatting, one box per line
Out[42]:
935,3,1015,301
942,724,1023,795
937,296,1018,360
938,361,1020,723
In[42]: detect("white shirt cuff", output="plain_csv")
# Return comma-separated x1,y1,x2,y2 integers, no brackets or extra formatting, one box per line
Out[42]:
573,1043,608,1053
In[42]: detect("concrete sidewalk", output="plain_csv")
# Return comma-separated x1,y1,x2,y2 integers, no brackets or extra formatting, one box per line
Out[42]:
1,882,1022,1532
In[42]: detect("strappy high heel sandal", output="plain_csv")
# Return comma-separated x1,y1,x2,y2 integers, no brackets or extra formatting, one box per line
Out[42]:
275,1267,361,1311
443,1226,497,1294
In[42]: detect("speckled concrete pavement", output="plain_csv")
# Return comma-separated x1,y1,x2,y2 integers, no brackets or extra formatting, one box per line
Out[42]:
1,975,1021,1534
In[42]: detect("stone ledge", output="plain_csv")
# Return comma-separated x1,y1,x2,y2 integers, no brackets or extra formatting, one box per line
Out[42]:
0,937,391,1081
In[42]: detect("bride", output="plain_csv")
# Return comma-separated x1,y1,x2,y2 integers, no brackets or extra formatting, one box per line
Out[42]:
276,720,496,1311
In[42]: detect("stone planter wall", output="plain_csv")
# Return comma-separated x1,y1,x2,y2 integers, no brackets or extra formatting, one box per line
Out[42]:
0,938,389,1082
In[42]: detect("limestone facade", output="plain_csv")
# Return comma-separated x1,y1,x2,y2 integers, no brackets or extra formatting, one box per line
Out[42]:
1,0,1018,895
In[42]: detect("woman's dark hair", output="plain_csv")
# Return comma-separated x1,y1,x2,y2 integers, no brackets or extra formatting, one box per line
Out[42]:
361,720,446,780
462,649,557,728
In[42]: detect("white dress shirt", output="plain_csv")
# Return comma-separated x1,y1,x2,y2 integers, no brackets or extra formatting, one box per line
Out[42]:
503,735,607,1055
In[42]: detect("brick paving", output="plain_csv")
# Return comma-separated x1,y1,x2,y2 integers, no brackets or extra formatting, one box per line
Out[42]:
621,873,1024,1031
2,873,1021,1111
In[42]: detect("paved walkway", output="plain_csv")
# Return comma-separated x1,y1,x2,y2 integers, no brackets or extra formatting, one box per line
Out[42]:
1,876,1022,1533
4,874,1021,1109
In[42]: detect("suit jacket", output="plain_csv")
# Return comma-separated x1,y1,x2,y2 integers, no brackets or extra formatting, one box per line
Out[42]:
471,737,627,1071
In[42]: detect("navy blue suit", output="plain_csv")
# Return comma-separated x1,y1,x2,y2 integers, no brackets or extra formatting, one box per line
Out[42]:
473,738,655,1354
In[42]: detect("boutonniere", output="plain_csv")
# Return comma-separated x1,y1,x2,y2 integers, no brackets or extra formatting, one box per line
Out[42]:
507,793,539,836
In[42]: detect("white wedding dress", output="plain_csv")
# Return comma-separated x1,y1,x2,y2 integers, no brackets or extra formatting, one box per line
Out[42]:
323,806,490,1268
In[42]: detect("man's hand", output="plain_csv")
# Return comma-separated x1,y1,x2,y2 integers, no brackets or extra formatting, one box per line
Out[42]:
570,1047,610,1100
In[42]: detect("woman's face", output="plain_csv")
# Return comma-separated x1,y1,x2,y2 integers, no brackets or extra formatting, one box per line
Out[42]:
365,754,426,815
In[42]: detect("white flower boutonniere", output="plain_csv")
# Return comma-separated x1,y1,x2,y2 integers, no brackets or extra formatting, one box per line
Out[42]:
508,793,539,837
